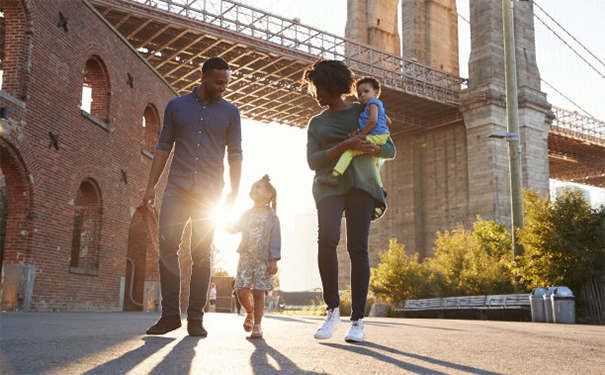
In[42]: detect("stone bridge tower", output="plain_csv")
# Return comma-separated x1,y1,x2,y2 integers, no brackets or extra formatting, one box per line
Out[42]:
343,0,551,271
345,0,401,56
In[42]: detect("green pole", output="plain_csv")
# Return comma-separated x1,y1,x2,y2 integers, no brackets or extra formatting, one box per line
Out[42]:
501,0,524,264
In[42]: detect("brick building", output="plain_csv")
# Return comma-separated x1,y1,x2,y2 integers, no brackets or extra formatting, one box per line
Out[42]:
0,0,183,311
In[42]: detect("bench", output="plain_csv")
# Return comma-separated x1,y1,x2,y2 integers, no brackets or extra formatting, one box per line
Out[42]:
396,293,530,320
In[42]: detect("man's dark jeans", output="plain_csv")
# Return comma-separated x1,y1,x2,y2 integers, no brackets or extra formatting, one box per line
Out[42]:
158,184,216,321
317,188,375,321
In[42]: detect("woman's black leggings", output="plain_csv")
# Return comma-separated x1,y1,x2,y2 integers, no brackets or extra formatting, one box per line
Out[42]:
317,188,375,321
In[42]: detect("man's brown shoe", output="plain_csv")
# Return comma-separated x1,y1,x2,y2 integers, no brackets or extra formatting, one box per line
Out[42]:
187,320,208,337
146,315,182,335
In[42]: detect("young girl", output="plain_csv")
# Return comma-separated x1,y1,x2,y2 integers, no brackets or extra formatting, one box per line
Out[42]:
227,175,281,339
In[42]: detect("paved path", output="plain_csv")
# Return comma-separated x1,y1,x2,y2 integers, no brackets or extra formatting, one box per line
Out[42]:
1,312,604,374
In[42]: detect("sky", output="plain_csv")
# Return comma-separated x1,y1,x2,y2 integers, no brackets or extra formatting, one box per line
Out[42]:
210,0,605,291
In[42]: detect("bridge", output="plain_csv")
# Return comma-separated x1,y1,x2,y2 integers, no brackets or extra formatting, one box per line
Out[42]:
88,0,604,187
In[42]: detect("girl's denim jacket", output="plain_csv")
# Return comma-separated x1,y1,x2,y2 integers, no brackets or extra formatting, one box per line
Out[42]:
229,207,281,262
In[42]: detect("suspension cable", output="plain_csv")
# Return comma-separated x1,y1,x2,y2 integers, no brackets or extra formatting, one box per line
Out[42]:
541,79,594,118
533,13,604,80
534,1,605,69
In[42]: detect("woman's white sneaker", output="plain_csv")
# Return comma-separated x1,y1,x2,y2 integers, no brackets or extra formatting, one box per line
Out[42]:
313,308,341,339
344,320,364,342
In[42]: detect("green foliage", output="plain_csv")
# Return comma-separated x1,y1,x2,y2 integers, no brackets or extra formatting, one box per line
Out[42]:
337,287,376,317
370,218,515,304
514,189,605,293
368,189,604,319
429,217,515,296
370,239,447,305
213,268,231,277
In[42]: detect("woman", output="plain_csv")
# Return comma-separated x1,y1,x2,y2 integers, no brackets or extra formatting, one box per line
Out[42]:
302,59,396,343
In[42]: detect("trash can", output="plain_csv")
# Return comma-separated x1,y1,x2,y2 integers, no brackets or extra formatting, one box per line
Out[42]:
543,286,557,323
552,286,575,324
529,287,547,322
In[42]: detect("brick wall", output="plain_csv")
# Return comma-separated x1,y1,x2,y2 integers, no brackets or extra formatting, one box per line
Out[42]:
0,0,177,311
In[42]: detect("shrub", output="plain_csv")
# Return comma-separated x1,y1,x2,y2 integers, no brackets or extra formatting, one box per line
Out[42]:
370,239,446,306
514,189,605,294
429,217,515,296
338,287,377,317
370,218,515,305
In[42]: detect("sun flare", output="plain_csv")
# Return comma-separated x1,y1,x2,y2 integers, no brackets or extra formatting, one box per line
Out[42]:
210,204,241,275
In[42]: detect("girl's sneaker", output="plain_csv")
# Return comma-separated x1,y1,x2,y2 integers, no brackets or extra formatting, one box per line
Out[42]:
344,320,364,343
313,307,341,339
243,312,254,332
250,324,263,339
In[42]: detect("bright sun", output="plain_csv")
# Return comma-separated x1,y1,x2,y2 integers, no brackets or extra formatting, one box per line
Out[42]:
210,204,241,275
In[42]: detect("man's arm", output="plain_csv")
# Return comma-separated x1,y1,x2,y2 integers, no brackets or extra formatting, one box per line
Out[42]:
224,159,241,207
142,149,171,208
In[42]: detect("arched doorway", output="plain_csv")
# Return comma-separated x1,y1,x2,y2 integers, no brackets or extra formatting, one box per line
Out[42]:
0,139,33,311
124,206,155,311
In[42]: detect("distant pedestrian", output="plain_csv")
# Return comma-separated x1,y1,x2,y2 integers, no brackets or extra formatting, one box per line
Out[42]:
301,59,396,343
142,57,242,337
208,282,217,309
227,175,281,339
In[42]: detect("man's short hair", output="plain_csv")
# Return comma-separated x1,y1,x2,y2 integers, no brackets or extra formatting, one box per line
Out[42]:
202,57,230,74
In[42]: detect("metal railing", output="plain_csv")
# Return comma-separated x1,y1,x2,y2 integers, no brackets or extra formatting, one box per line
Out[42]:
551,106,605,144
101,0,466,105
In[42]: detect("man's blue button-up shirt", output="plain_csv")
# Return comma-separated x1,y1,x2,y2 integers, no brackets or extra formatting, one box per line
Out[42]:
156,87,242,197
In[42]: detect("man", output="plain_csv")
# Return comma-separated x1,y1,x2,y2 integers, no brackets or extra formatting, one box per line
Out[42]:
143,57,242,337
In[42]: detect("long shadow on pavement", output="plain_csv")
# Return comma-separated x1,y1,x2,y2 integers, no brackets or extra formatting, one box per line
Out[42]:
263,315,318,324
148,336,202,375
363,320,463,331
83,337,175,375
247,338,329,375
321,342,504,375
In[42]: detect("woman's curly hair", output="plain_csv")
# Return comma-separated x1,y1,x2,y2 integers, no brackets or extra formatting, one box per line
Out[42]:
301,59,354,98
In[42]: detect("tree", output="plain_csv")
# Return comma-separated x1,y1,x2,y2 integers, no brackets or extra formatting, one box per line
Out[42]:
370,239,445,305
429,217,515,296
514,189,605,294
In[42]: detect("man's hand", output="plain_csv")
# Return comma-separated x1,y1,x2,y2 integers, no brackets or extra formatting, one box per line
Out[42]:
268,260,278,275
142,186,156,209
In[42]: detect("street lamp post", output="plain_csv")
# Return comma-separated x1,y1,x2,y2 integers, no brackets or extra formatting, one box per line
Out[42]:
501,0,525,264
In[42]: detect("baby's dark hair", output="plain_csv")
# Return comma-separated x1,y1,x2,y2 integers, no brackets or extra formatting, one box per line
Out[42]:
356,76,381,96
202,57,229,74
301,59,354,97
260,174,277,212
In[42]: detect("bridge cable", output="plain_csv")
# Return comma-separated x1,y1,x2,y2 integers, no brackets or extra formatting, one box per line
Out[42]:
457,12,470,25
458,4,604,79
534,2,605,69
541,79,594,118
533,14,604,80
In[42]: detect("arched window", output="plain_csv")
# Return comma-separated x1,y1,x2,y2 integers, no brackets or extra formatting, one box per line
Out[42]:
81,56,110,123
70,179,103,275
142,104,160,154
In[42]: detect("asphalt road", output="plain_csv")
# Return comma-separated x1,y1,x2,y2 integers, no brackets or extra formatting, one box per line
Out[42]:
1,312,603,374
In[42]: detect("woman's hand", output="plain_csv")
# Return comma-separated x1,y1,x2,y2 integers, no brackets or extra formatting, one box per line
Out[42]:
324,132,380,163
343,134,380,154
